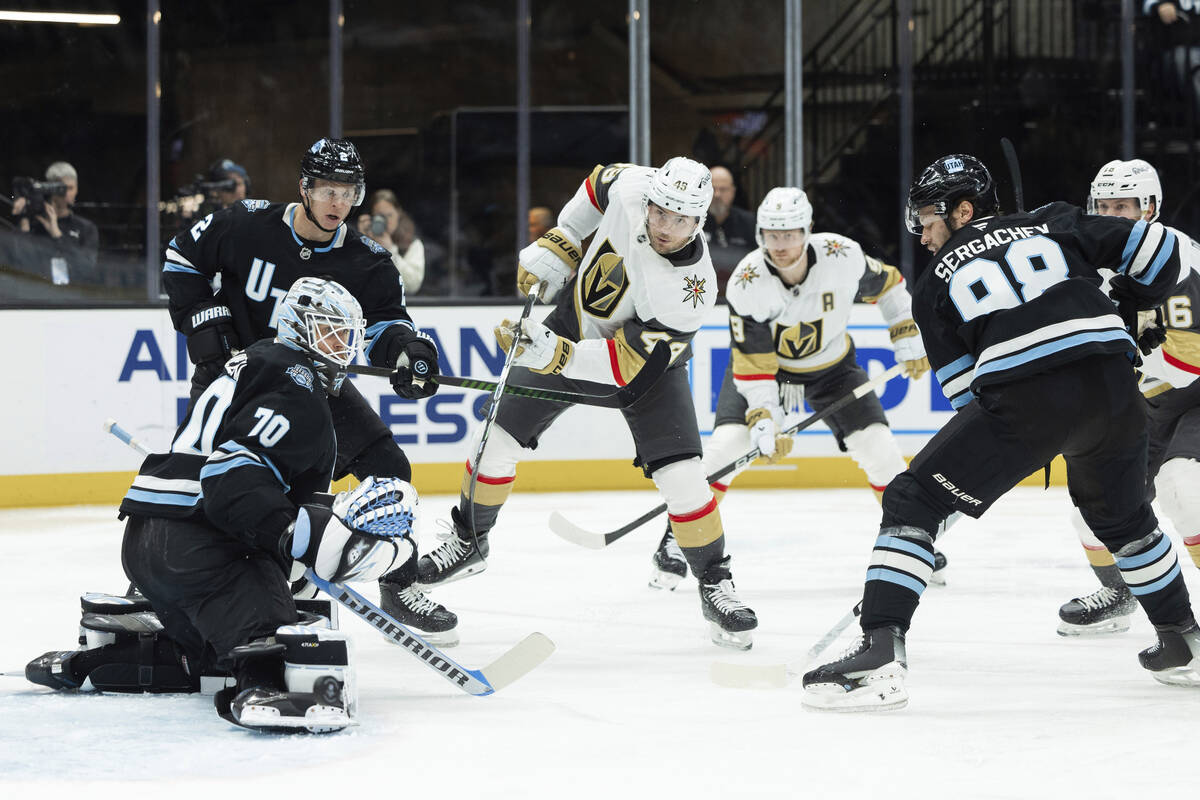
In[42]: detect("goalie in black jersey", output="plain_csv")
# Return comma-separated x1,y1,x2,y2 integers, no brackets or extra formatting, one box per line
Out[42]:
27,278,418,733
802,154,1200,712
161,137,455,643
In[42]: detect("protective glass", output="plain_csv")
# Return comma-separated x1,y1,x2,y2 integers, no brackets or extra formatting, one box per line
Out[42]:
308,183,366,206
646,201,697,233
761,230,806,247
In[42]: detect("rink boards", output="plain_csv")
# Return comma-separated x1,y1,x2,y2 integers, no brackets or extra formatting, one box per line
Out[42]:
0,304,1060,507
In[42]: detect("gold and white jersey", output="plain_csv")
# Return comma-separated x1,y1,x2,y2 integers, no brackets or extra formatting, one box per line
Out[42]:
1139,226,1200,394
547,163,717,386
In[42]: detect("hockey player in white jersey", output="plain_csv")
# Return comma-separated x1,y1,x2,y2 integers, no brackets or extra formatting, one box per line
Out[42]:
414,157,758,649
647,186,947,590
1057,159,1200,635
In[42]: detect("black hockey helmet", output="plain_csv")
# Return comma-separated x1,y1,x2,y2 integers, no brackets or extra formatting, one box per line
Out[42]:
299,138,366,232
905,154,999,234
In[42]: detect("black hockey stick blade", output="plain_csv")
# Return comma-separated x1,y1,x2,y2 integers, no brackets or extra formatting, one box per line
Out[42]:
348,341,670,409
306,570,554,696
549,363,904,549
1000,137,1024,213
710,602,861,689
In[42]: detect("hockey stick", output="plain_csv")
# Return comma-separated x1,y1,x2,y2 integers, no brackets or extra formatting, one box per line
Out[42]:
549,362,906,549
103,418,151,456
348,342,670,408
304,569,554,696
1000,137,1024,213
709,602,861,689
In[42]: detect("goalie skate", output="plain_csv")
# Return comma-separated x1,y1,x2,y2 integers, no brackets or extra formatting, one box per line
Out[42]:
1139,622,1200,687
1057,585,1138,636
699,557,757,650
801,625,908,712
226,684,355,734
649,528,687,591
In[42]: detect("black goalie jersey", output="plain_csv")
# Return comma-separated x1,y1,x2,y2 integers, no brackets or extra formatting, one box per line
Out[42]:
917,202,1181,409
119,340,335,553
163,200,417,367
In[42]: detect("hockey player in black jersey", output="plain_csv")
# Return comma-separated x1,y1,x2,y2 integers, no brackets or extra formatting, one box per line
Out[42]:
161,137,455,643
27,278,417,732
802,154,1200,711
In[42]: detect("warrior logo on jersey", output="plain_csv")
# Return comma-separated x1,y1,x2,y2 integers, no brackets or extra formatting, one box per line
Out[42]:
775,319,823,359
287,364,315,391
580,239,630,319
734,265,760,289
682,275,707,308
823,239,849,258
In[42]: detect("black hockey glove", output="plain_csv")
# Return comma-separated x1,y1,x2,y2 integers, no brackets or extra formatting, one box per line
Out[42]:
391,331,440,399
180,300,237,366
1109,276,1167,358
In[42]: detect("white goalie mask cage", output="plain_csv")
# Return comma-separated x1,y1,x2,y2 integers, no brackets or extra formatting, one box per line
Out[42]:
276,277,366,395
643,156,713,244
1087,159,1162,222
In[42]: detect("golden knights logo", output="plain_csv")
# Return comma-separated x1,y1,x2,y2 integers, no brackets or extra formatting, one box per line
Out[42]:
734,265,760,289
823,239,848,258
580,239,630,318
682,275,707,308
775,319,823,359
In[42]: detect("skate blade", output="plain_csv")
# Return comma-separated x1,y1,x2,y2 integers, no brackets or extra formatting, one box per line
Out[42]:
381,627,459,648
709,622,753,651
648,567,684,591
414,562,487,591
709,661,790,689
928,572,947,588
1149,666,1200,687
1056,617,1133,637
234,704,355,734
801,679,908,712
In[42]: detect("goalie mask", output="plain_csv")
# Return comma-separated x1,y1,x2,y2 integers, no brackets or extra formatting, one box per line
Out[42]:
756,186,813,268
275,277,366,396
300,138,367,232
643,157,713,246
1087,159,1161,222
905,154,998,234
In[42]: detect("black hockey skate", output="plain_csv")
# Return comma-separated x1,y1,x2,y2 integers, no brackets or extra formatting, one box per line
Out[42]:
698,557,757,650
25,651,84,690
416,507,489,588
1057,585,1138,636
1138,620,1200,687
380,556,459,646
801,624,908,712
649,526,688,591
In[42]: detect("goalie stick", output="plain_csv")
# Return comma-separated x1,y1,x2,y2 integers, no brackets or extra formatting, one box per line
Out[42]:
103,418,151,456
709,602,861,689
549,362,905,549
304,570,554,695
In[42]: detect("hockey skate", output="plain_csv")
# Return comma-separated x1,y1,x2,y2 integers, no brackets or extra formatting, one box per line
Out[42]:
801,625,908,712
416,507,489,588
225,683,353,734
649,527,688,590
698,557,757,650
1138,620,1200,687
1057,585,1138,636
380,557,459,646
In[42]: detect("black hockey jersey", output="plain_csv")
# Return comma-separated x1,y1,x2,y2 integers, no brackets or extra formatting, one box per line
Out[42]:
163,200,417,367
916,202,1180,409
120,339,336,554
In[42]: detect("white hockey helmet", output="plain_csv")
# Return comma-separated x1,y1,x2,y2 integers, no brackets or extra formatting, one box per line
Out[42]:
644,157,713,242
755,186,813,249
1087,159,1162,222
275,276,366,396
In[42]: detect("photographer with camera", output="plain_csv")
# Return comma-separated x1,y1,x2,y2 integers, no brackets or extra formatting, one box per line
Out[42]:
8,161,98,285
356,189,425,293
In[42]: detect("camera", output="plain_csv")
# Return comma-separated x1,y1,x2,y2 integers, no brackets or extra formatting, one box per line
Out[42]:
12,176,67,218
370,214,387,236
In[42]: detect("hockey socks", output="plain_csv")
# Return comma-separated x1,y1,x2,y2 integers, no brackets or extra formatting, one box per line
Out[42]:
860,526,936,632
1115,529,1191,628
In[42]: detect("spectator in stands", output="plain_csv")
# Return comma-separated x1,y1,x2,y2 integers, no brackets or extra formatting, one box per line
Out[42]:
528,206,554,243
703,166,756,293
9,161,98,285
207,158,251,209
1146,1,1200,121
358,188,425,293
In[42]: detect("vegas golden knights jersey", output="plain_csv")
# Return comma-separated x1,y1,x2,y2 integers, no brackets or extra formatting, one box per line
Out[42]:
1137,226,1200,396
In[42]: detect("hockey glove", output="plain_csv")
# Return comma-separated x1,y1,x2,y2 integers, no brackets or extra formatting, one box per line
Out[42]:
180,300,237,366
517,227,581,301
494,317,574,375
392,331,440,399
747,407,794,464
288,477,416,584
889,320,930,380
1135,307,1168,355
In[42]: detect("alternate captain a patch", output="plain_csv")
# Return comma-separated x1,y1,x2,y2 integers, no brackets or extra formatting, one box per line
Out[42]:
682,275,707,308
733,265,760,289
823,239,849,258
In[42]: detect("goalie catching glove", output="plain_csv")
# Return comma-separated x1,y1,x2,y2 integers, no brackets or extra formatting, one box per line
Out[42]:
494,317,574,375
287,476,417,584
517,227,581,301
888,320,930,380
747,407,794,464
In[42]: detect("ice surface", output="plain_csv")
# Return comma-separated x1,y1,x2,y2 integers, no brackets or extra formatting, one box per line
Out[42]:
2,488,1197,797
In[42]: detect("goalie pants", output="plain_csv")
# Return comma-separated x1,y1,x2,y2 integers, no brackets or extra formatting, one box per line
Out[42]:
863,353,1191,632
121,514,298,673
